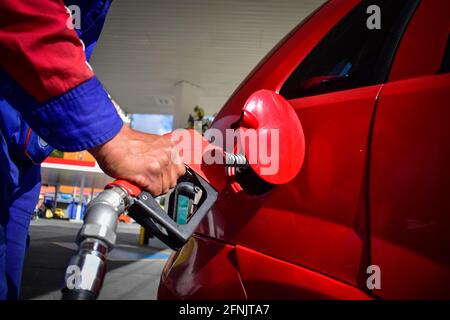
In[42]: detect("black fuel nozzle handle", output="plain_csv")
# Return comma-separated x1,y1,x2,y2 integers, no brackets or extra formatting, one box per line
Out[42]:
127,169,218,250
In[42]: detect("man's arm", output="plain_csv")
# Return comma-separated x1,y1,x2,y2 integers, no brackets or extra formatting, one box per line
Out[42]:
0,0,185,194
0,0,121,151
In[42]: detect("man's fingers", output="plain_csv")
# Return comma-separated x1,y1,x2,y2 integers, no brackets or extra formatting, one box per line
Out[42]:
177,163,186,176
161,169,171,194
169,165,179,188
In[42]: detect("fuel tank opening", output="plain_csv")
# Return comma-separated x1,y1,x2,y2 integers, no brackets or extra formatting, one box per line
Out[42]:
234,165,274,195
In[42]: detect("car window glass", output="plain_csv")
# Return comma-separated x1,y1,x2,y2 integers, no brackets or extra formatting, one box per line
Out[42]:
280,0,419,100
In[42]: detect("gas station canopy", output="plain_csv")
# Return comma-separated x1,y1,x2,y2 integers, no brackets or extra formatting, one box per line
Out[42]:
41,158,112,190
91,0,326,127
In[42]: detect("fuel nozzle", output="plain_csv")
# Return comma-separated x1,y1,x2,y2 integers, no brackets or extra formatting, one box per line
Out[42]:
61,186,132,300
61,168,218,300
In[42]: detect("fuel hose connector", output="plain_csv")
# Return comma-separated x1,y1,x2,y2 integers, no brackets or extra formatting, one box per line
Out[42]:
61,186,132,300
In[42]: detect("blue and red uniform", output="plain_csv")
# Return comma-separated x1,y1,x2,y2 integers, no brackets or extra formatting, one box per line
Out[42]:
0,0,122,299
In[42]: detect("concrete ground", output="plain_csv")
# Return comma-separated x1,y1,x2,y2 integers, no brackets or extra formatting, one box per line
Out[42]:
20,219,172,300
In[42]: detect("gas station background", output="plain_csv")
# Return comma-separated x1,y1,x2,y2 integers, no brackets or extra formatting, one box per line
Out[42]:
37,113,177,221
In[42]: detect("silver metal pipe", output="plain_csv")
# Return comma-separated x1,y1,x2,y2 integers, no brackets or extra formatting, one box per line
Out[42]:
62,186,132,300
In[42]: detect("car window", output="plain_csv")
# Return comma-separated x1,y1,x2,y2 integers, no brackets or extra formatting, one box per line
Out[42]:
280,0,420,100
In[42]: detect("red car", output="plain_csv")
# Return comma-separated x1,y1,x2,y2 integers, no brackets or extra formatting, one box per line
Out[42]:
158,0,450,300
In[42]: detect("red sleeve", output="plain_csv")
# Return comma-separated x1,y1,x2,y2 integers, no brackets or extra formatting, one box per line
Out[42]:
0,0,94,102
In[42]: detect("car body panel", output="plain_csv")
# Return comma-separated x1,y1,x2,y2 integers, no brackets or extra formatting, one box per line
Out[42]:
235,245,370,300
369,0,450,299
158,235,247,299
197,84,381,287
370,73,450,299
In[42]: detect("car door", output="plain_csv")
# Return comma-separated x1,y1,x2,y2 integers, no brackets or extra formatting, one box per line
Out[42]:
369,0,450,299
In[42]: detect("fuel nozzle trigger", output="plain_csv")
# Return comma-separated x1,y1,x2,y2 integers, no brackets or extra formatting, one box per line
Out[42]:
126,168,217,250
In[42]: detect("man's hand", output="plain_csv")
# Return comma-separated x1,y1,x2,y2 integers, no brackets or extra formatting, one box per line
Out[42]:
89,125,186,196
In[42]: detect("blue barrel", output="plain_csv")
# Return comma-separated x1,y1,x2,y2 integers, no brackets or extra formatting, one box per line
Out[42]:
67,201,77,220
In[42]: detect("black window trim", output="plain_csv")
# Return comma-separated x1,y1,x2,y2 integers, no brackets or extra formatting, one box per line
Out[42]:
439,34,450,74
374,0,421,84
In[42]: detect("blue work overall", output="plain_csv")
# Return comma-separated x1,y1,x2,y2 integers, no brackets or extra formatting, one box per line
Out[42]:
0,0,114,299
